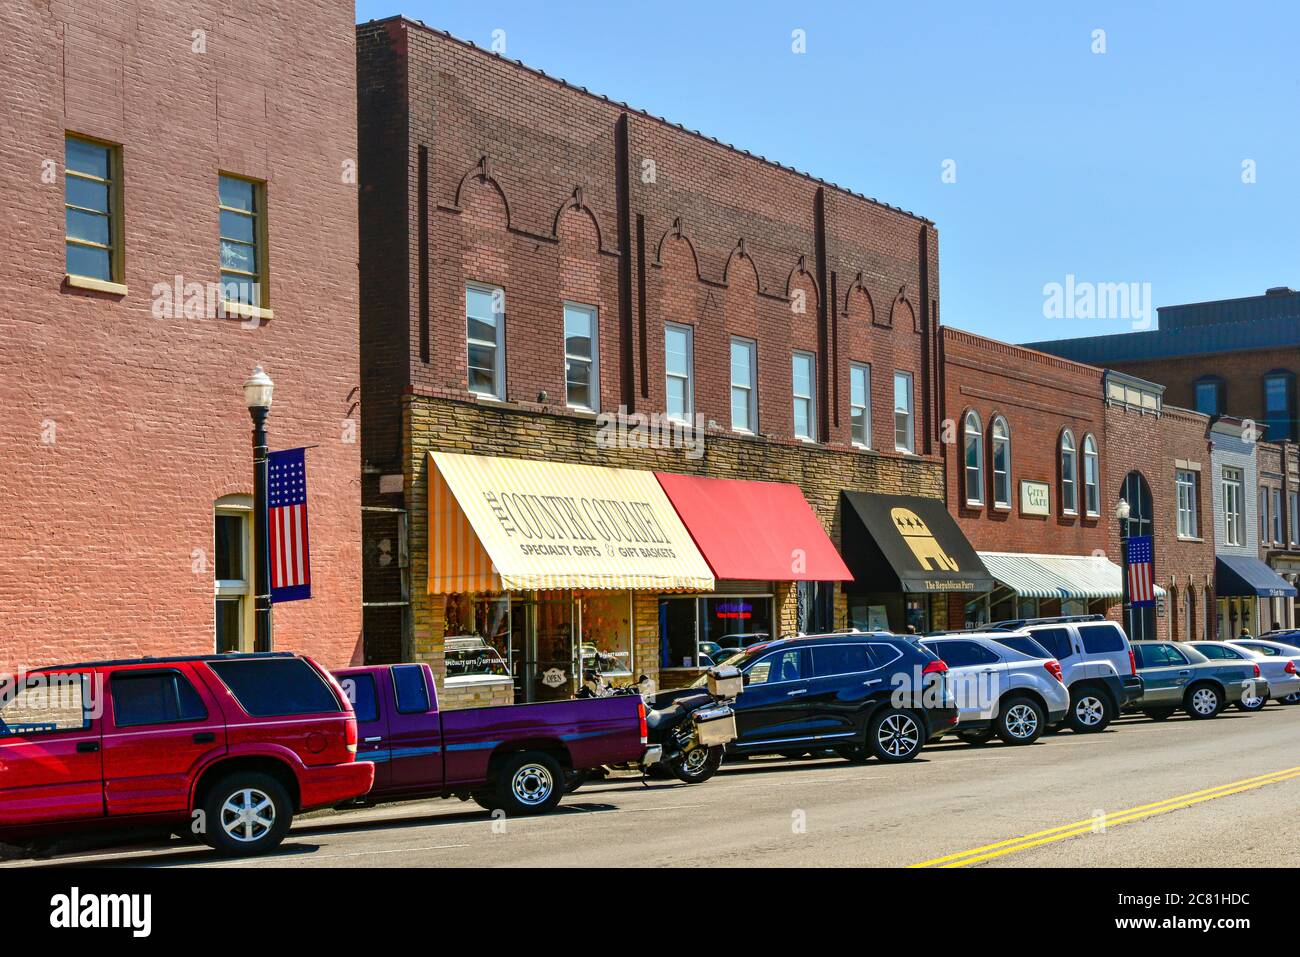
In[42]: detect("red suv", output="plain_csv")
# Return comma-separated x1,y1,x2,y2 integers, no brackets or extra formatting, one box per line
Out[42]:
0,652,374,856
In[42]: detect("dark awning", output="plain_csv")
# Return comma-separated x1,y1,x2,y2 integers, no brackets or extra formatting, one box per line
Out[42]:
1216,555,1298,598
840,492,993,594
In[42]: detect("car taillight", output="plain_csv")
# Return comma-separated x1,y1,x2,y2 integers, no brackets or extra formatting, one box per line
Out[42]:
1253,663,1262,678
1286,661,1297,675
345,717,358,754
638,701,648,743
922,659,948,675
1128,648,1138,676
1045,659,1064,683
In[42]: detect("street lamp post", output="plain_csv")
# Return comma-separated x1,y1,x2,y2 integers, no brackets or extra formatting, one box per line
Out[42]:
243,366,274,653
1116,498,1131,638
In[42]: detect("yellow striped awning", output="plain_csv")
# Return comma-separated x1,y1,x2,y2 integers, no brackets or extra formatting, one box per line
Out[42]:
427,452,716,594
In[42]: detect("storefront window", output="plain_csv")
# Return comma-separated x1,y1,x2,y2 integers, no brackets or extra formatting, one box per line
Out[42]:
964,595,990,628
443,594,513,680
577,591,633,677
659,593,774,669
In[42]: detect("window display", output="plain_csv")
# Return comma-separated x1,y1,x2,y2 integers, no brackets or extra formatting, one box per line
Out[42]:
659,593,773,669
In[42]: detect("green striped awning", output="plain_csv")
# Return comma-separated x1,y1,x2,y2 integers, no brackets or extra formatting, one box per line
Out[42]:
977,551,1165,600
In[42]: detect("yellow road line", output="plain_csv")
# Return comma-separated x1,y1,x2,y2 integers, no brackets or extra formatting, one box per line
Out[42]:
911,764,1300,868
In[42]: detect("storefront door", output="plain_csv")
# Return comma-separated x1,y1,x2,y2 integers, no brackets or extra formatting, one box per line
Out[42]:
527,591,577,702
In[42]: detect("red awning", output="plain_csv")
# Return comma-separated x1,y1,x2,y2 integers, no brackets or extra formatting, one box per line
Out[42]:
655,472,852,581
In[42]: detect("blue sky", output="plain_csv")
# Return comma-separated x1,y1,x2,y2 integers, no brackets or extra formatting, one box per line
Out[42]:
355,0,1300,344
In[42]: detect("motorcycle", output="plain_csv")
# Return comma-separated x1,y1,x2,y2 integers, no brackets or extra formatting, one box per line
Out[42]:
567,664,742,789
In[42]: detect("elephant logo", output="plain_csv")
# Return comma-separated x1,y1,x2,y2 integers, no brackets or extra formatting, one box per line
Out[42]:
891,508,959,572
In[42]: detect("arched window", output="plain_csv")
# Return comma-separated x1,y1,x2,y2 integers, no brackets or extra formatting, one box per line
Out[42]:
991,416,1011,507
1060,430,1078,515
963,411,984,506
1184,587,1195,643
1083,434,1100,516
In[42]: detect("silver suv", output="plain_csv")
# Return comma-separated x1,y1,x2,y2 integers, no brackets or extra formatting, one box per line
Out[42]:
919,632,1069,746
990,616,1142,733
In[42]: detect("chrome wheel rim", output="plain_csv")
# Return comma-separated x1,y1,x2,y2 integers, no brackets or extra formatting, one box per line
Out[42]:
878,713,920,757
681,747,709,774
220,787,275,844
1192,688,1218,715
1241,690,1265,708
1005,704,1039,739
1074,696,1104,726
511,763,554,806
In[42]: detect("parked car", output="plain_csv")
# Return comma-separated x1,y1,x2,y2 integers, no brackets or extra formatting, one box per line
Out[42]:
674,631,958,764
0,652,374,857
990,616,1142,733
1197,641,1300,710
333,662,656,816
1224,639,1300,704
1128,641,1263,720
919,632,1068,745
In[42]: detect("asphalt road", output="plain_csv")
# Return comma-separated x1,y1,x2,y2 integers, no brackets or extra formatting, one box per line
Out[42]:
8,704,1300,868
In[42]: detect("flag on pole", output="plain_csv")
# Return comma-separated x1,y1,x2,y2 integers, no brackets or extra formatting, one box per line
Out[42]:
1125,534,1155,607
268,447,312,603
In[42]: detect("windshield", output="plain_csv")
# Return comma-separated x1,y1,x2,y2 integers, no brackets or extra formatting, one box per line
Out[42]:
688,644,772,688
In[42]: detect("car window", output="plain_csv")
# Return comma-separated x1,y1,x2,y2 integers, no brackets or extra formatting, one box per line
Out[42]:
338,673,380,723
746,649,803,685
1163,645,1190,665
1027,627,1073,660
1132,645,1150,669
392,665,431,714
0,673,90,737
811,644,871,678
208,658,341,717
866,643,904,670
111,671,207,727
924,640,998,667
995,635,1053,658
1242,642,1282,656
1077,623,1126,654
1196,645,1227,660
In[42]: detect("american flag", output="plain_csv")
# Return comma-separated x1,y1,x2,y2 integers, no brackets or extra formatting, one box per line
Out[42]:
1125,535,1155,608
268,447,312,603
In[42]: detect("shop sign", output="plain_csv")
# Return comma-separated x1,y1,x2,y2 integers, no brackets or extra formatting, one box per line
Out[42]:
1020,480,1050,516
541,668,567,689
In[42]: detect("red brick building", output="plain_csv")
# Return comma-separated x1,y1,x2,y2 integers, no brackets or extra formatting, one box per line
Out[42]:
0,0,362,671
356,17,969,706
1256,440,1300,630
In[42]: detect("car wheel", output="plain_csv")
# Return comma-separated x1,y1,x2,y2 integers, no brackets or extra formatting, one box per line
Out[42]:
1281,692,1300,705
957,728,995,746
669,745,724,784
996,696,1046,745
200,771,293,857
869,709,924,763
1237,687,1268,712
1066,687,1112,733
1143,708,1176,721
493,752,564,816
1185,684,1223,720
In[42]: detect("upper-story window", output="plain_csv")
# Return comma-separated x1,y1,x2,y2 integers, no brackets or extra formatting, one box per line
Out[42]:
665,323,694,423
1290,490,1299,545
466,284,505,400
1260,487,1269,541
1060,430,1078,515
219,174,266,308
65,135,121,285
893,371,915,453
963,411,984,506
1194,376,1224,417
563,303,599,411
1222,466,1245,546
791,352,816,441
992,416,1011,508
850,364,871,449
1082,433,1100,516
730,338,757,433
1176,469,1199,539
1273,487,1283,542
1264,371,1295,442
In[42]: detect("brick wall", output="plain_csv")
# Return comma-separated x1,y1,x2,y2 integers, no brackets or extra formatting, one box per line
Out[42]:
0,0,361,671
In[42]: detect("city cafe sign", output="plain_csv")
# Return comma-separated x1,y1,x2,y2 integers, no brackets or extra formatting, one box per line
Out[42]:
1020,480,1050,516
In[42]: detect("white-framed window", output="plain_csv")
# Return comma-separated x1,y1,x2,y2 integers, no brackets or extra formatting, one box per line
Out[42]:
850,363,871,449
893,371,915,453
665,323,694,423
730,337,757,433
1273,487,1284,543
1223,467,1244,547
1083,433,1099,516
992,416,1011,508
563,302,599,411
214,495,254,654
466,283,505,399
963,411,984,506
1060,430,1078,515
1176,469,1199,539
792,351,816,441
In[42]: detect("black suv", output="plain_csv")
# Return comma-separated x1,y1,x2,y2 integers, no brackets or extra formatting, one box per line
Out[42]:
688,632,958,763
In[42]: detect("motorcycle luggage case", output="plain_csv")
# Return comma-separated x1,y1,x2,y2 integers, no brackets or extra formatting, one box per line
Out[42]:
694,705,738,747
707,665,743,699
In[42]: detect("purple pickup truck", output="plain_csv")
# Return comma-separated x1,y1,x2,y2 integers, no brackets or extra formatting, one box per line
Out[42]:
332,663,650,816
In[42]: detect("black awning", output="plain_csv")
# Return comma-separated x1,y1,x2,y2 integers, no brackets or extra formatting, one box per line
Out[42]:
841,492,993,594
1216,555,1298,598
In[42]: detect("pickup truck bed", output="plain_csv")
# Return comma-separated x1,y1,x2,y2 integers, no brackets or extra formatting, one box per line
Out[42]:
334,663,648,816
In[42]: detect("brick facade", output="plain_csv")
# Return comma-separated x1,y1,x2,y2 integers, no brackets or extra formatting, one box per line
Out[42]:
1255,440,1300,630
0,0,362,671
